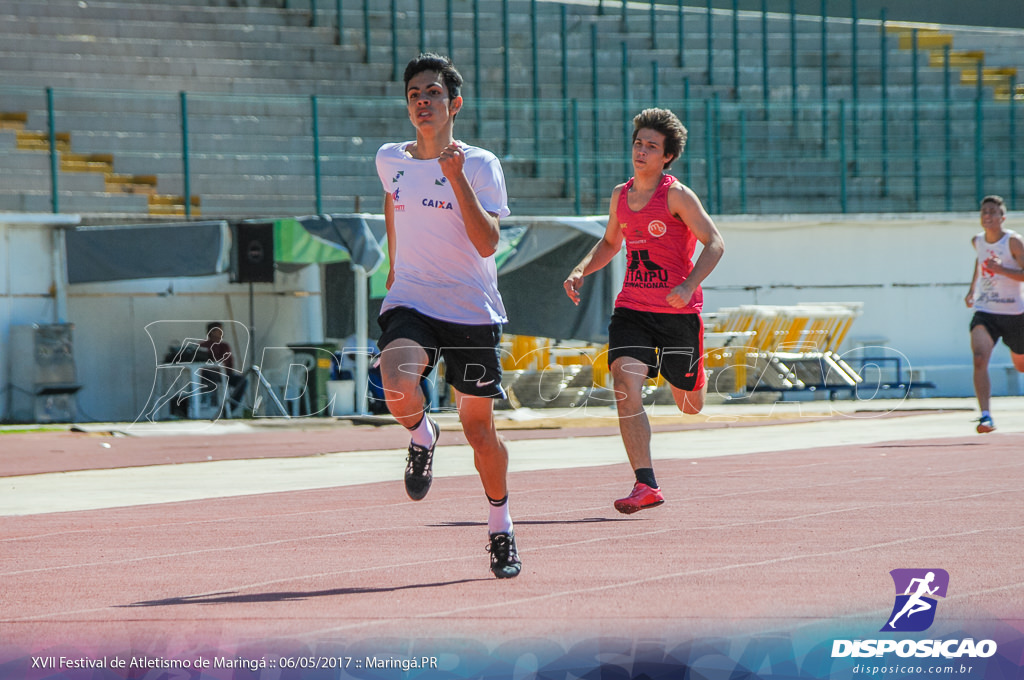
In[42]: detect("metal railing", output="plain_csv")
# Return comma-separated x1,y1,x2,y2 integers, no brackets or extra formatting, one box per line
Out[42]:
2,0,1022,217
2,83,1019,218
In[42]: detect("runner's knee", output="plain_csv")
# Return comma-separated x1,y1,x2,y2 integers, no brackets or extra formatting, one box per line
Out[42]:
463,419,501,453
611,361,647,394
971,348,992,370
673,389,704,414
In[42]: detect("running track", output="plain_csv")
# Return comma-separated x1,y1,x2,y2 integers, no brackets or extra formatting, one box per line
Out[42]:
1,398,1022,677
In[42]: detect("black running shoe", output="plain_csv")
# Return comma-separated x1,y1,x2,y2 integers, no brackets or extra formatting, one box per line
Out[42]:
487,531,522,579
404,418,437,500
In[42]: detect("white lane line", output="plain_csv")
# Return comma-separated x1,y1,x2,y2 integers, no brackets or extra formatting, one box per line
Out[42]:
298,524,1024,639
3,411,1020,517
6,490,1020,626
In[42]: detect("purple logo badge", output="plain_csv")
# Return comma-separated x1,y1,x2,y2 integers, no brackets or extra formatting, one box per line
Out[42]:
881,569,949,632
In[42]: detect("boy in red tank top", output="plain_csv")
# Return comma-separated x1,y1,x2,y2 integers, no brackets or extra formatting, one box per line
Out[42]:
564,108,725,514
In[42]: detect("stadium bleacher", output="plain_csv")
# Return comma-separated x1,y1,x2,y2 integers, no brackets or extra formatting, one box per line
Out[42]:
1,0,1022,217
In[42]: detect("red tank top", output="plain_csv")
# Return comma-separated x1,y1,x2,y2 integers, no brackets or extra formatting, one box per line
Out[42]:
614,174,702,314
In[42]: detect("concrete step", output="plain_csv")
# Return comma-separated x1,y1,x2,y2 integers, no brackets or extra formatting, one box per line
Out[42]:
148,193,202,215
0,0,1019,222
0,50,374,82
8,93,402,123
0,111,28,130
60,152,115,174
1,14,340,48
101,0,283,6
0,188,150,214
106,174,159,194
137,169,566,202
13,130,72,153
0,32,363,64
0,144,53,172
0,38,1001,104
0,10,1008,72
0,1,310,27
0,177,579,219
0,167,109,193
0,71,394,96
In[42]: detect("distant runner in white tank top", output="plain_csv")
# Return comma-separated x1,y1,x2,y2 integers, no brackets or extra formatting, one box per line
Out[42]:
965,195,1024,434
972,229,1024,314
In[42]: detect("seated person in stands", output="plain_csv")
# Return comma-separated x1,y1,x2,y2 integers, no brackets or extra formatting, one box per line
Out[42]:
198,322,249,415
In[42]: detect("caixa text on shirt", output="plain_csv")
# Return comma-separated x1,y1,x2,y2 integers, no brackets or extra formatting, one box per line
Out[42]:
832,639,997,659
423,198,454,209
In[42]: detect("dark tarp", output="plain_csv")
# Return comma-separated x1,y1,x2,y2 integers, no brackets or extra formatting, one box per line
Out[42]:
285,214,387,340
65,216,385,285
64,214,613,343
291,214,385,273
65,221,230,284
496,218,616,343
499,230,617,343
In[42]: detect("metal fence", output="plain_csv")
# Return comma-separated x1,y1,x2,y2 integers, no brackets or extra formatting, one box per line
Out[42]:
2,0,1022,218
3,82,1018,219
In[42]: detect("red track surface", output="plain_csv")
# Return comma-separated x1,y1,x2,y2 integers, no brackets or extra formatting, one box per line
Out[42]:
2,420,1022,665
0,410,925,477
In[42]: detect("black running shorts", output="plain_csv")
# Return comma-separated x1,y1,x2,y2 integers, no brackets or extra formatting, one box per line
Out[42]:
970,310,1024,354
607,306,706,391
377,306,505,398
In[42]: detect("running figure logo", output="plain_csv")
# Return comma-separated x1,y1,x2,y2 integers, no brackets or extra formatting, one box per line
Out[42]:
881,569,949,632
627,250,665,273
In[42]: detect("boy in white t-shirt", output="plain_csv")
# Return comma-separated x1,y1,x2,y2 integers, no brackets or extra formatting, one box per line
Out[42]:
374,53,520,578
965,194,1024,433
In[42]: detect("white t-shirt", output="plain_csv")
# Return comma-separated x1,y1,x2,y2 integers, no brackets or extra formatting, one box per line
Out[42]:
973,230,1024,315
376,141,510,325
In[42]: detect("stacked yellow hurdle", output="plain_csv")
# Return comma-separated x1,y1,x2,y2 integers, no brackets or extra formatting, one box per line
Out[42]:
500,301,865,405
705,303,864,394
499,335,607,408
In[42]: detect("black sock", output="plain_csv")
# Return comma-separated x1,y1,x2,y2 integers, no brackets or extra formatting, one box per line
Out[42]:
634,468,658,489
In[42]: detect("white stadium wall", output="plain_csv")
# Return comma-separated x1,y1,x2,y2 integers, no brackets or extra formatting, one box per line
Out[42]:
65,267,324,423
2,211,1017,423
708,213,1009,398
1,215,326,424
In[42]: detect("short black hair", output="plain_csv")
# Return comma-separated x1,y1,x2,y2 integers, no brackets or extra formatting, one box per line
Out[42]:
981,195,1006,213
403,52,463,101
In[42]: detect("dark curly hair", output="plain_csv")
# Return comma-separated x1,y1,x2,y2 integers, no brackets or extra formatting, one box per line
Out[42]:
632,108,688,169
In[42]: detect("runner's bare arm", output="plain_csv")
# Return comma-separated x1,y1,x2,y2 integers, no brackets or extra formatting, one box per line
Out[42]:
965,235,979,307
384,191,397,290
564,185,627,305
665,182,725,308
984,234,1024,282
440,141,501,257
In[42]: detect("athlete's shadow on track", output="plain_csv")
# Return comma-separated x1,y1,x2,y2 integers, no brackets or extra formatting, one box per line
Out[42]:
868,442,987,448
433,518,631,528
120,579,486,608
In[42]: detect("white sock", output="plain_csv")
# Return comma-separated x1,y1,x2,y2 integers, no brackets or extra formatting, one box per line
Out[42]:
408,414,436,448
487,495,513,535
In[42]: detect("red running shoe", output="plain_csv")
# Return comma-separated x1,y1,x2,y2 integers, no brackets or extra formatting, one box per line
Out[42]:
614,482,665,514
